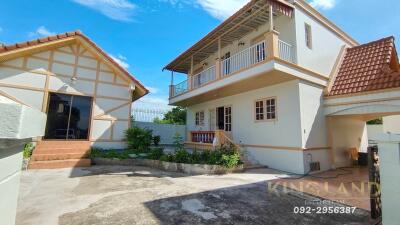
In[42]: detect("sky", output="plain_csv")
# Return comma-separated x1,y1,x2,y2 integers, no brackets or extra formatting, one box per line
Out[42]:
0,0,399,110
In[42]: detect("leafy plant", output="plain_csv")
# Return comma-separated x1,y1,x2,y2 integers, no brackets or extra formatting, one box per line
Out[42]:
147,148,164,160
154,107,187,125
153,135,161,146
23,143,34,159
124,126,153,152
220,153,241,168
173,132,184,151
174,149,190,163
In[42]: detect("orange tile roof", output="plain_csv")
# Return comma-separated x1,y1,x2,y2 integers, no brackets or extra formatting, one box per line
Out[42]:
329,36,400,96
0,30,148,94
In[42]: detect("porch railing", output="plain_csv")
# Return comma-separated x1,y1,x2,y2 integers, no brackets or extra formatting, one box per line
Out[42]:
221,41,266,77
192,65,216,89
191,131,215,143
172,79,188,97
278,40,295,63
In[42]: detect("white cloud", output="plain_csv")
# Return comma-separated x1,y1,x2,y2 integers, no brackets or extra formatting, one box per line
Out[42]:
309,0,336,10
71,0,136,22
146,86,159,94
110,54,130,69
28,26,56,37
195,0,248,20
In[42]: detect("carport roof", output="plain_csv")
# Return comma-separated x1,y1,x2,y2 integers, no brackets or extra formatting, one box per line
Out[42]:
329,36,400,96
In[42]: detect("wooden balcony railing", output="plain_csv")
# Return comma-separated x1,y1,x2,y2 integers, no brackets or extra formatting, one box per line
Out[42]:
190,131,215,143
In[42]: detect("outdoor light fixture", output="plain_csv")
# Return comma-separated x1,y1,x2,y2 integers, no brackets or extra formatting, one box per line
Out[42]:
70,77,77,85
130,84,136,91
238,41,245,46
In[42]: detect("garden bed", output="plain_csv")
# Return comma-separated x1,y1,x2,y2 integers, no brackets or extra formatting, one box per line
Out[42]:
91,157,244,175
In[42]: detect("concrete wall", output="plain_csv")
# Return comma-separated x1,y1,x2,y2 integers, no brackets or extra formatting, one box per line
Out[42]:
0,95,46,225
375,134,400,225
186,79,307,174
134,121,186,145
328,117,369,168
293,4,349,76
0,43,137,149
383,115,400,134
298,80,330,172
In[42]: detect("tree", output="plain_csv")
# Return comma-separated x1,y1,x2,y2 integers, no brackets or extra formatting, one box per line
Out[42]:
153,107,186,125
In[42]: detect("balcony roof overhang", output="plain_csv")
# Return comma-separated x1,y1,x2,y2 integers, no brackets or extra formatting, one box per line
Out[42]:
163,0,294,74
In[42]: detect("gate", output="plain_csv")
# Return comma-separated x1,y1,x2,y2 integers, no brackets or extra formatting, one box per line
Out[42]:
368,146,381,219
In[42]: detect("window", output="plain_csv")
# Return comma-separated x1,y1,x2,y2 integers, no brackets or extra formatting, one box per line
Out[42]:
195,111,204,126
255,100,264,120
255,97,277,121
224,106,232,131
305,23,312,49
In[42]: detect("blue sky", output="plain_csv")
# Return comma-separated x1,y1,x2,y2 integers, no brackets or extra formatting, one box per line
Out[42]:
0,0,399,110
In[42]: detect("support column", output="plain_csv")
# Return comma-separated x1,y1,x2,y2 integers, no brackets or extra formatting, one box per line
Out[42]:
265,30,280,60
216,38,222,79
269,4,274,31
188,56,194,90
169,71,174,98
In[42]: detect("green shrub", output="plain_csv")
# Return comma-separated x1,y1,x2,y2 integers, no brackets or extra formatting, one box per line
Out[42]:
220,153,241,168
174,149,190,163
23,143,34,159
173,133,184,150
160,153,175,162
147,148,164,160
153,135,161,146
125,127,153,152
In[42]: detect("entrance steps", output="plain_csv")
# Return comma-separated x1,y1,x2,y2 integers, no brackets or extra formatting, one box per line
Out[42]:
28,141,91,169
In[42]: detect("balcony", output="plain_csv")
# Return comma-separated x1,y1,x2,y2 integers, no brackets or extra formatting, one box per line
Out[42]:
169,31,295,99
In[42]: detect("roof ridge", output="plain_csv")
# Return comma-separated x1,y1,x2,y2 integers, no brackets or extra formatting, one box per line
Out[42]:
0,30,82,53
348,36,394,51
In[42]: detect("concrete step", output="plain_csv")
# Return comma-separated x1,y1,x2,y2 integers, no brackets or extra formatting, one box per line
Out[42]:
34,148,91,154
36,141,91,149
28,159,91,169
31,152,90,161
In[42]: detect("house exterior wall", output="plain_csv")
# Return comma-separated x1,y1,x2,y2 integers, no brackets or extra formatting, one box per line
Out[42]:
293,4,350,76
298,80,331,172
383,115,400,134
187,79,308,174
0,43,134,149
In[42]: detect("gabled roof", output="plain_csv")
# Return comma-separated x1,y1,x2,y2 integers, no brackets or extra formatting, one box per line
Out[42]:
0,30,148,100
328,36,400,96
163,0,294,73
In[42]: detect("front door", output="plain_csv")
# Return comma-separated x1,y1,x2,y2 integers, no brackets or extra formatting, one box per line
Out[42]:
216,106,232,132
44,93,92,140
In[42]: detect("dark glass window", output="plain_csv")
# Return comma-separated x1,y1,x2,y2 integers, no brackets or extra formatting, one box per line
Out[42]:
44,93,92,140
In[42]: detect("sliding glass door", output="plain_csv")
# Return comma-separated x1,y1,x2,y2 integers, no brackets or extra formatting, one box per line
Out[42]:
44,93,92,140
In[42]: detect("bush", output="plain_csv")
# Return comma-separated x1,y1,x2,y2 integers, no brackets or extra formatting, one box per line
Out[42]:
23,143,34,159
125,127,153,152
147,148,164,160
91,148,132,159
220,153,241,168
174,149,190,163
153,135,161,146
173,133,184,150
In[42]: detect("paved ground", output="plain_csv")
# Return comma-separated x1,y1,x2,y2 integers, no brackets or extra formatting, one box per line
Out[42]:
17,166,373,225
272,167,370,210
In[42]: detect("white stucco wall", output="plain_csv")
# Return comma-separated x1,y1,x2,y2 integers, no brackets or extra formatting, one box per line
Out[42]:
0,96,46,225
383,115,400,134
0,43,136,149
293,5,349,76
375,133,400,225
187,79,308,174
298,80,330,172
328,117,369,168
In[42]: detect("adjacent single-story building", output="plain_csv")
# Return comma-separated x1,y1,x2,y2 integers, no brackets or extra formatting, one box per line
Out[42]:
0,31,148,168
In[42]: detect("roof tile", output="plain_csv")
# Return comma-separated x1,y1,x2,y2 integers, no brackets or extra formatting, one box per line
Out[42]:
329,36,400,96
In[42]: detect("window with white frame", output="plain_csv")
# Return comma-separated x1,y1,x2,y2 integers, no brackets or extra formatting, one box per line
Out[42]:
224,106,232,131
195,111,204,126
255,97,276,121
305,23,312,49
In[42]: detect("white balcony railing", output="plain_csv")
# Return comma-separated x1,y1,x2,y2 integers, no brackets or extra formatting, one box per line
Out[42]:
170,38,295,98
172,80,188,97
278,40,295,63
221,41,266,77
192,65,216,89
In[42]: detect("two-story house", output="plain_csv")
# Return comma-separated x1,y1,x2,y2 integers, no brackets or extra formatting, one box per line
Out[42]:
163,0,400,174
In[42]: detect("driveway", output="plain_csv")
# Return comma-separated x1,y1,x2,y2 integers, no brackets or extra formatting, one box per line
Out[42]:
17,166,372,225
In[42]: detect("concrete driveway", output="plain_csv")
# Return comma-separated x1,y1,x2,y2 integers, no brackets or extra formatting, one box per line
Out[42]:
16,166,372,225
